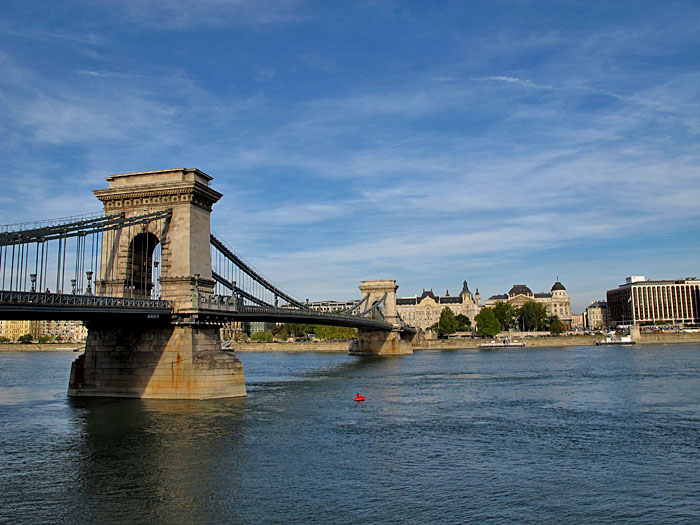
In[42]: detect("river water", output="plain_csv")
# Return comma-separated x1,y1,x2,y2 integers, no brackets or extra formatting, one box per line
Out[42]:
1,345,700,524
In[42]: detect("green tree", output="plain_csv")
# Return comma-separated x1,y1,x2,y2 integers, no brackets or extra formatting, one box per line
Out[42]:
313,325,358,340
233,331,249,342
549,318,566,334
0,336,9,343
475,308,500,337
493,301,518,330
18,333,34,343
436,307,459,335
455,314,472,331
251,330,273,342
518,301,549,331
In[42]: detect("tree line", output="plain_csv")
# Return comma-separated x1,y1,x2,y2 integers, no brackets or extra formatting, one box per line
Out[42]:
474,301,566,337
232,323,359,343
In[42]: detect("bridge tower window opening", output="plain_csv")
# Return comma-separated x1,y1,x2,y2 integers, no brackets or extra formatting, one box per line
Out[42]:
126,232,160,299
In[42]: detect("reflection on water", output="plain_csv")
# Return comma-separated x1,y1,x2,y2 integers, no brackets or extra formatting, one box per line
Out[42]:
2,346,700,523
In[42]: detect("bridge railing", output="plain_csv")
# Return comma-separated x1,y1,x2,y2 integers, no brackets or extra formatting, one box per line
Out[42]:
0,290,172,310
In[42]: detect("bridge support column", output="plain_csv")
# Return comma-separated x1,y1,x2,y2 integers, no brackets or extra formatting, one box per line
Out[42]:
68,321,246,399
350,329,414,355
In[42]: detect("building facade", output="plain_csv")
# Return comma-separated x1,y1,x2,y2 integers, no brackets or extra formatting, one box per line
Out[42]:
396,281,481,331
308,299,358,313
485,281,572,327
570,313,584,330
1,321,41,341
606,276,700,326
584,301,608,330
0,320,87,342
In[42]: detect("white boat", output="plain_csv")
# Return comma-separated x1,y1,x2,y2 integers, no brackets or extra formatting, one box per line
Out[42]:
478,337,526,349
595,333,636,346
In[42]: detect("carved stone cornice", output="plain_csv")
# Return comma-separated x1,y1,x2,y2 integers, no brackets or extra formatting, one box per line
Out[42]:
94,181,222,212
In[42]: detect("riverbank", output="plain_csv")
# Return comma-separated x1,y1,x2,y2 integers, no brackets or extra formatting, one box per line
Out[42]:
233,341,350,353
4,332,699,353
233,332,700,352
0,343,83,352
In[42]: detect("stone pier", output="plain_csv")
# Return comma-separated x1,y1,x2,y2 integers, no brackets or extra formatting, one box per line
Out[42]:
69,322,245,399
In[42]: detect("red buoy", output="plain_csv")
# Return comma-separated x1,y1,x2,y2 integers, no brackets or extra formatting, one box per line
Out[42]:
354,392,366,402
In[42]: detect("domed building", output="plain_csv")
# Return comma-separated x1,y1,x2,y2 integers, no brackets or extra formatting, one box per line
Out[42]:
396,280,482,331
485,281,572,327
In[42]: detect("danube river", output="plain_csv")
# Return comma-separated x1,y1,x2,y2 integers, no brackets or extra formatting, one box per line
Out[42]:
2,345,700,523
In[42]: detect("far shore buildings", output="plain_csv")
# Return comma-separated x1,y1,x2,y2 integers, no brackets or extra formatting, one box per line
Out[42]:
485,281,572,327
0,320,87,342
584,301,608,330
606,276,700,327
396,281,482,331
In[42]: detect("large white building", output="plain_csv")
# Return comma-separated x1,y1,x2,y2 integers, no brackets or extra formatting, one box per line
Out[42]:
396,281,481,331
606,276,700,326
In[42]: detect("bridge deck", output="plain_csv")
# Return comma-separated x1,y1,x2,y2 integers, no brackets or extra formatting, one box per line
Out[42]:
0,291,412,332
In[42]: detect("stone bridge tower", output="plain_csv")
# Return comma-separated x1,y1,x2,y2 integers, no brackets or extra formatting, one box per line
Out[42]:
69,169,245,399
350,280,414,355
93,168,221,310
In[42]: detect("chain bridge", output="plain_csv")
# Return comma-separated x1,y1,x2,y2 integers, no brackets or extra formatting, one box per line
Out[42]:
0,169,415,399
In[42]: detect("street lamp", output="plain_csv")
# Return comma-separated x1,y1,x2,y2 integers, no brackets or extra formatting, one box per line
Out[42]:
71,279,77,295
30,274,36,293
86,271,93,295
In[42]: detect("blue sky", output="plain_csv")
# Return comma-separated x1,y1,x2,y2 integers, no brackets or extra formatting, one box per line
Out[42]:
1,1,699,313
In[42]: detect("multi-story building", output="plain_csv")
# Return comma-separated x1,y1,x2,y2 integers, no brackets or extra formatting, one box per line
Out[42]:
308,299,358,313
485,281,572,327
570,314,584,330
40,320,88,342
584,301,608,330
0,320,87,342
396,281,481,331
2,320,41,341
606,276,700,326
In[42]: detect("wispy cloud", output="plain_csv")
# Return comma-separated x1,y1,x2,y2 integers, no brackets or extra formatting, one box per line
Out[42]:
1,1,699,312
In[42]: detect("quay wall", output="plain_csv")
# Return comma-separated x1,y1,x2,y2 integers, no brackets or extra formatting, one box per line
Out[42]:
3,332,699,353
0,343,83,352
233,341,351,353
234,332,700,352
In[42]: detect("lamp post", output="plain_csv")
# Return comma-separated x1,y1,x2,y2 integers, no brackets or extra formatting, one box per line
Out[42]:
86,271,93,295
30,274,36,293
71,279,77,295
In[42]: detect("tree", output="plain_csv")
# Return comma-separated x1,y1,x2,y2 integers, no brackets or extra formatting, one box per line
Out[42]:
233,331,249,342
549,319,566,334
435,308,459,335
18,333,34,343
313,324,357,340
493,301,517,330
251,330,273,342
455,314,472,331
0,336,9,343
475,308,500,337
518,301,548,331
